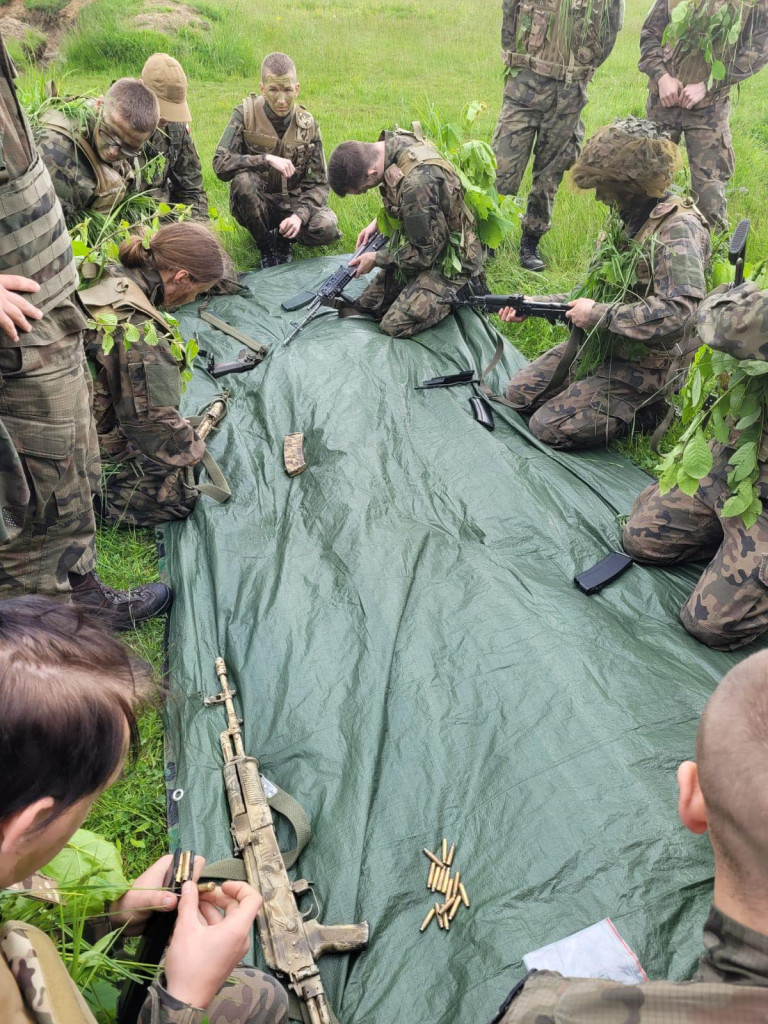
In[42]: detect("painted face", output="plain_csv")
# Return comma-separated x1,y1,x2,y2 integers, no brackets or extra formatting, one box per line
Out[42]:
260,73,299,117
162,272,219,309
95,108,152,165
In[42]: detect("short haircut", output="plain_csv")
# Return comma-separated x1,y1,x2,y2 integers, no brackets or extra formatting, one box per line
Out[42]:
104,78,160,134
261,52,296,81
696,650,768,896
0,596,154,824
328,142,378,197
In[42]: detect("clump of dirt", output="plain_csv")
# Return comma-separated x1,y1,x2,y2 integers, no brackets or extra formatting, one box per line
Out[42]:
132,0,210,33
0,0,93,64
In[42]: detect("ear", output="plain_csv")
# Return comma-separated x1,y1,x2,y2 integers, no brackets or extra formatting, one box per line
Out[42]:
294,82,300,98
0,798,56,855
95,96,104,112
677,760,708,835
259,81,266,96
173,269,191,284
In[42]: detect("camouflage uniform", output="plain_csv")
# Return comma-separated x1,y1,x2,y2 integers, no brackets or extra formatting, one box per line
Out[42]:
491,906,768,1022
0,919,289,1023
212,96,339,246
355,129,484,338
491,0,624,237
505,195,710,448
82,265,204,527
141,122,209,220
639,0,768,231
623,282,768,650
0,31,98,599
36,107,136,227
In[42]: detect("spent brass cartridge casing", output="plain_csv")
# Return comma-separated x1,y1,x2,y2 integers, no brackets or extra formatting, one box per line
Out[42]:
459,882,470,908
446,843,455,867
427,863,436,888
448,898,461,922
424,848,443,867
435,867,445,892
441,838,448,862
420,907,436,932
436,906,446,930
445,916,450,932
197,882,217,893
440,873,449,894
451,873,460,900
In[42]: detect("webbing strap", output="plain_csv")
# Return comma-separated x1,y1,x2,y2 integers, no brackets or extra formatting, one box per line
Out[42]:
287,989,341,1024
200,308,269,357
191,451,231,503
479,326,583,410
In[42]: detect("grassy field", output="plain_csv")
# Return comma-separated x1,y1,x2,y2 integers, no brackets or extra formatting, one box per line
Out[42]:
40,0,768,874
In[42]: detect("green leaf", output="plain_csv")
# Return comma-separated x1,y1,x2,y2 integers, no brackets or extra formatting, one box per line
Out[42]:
741,495,763,530
681,431,713,479
711,404,731,443
740,360,768,376
690,367,703,408
735,409,762,430
143,322,159,347
44,829,129,917
377,207,401,237
721,483,755,518
676,468,701,495
710,59,726,81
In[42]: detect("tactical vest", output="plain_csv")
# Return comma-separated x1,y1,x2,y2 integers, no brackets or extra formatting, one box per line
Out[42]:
39,109,130,213
382,127,481,275
664,0,736,86
78,274,175,342
503,0,611,82
0,42,78,315
241,95,317,194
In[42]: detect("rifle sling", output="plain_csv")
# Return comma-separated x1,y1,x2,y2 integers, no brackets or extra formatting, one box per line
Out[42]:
200,308,268,357
479,325,584,410
186,414,232,503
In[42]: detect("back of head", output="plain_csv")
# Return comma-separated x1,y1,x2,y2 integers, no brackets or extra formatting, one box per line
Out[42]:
696,651,768,897
260,51,296,82
141,53,191,123
0,596,152,824
328,141,378,197
105,78,160,135
119,222,228,287
571,117,682,199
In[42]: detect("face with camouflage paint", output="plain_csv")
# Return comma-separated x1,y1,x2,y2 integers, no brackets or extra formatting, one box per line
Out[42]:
95,107,153,165
260,73,300,117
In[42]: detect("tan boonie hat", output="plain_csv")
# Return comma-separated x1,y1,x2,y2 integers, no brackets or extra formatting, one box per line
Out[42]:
141,52,191,122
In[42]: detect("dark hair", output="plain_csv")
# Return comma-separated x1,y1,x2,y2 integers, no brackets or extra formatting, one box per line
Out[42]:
261,52,296,80
119,223,228,287
105,78,160,135
0,596,154,824
328,141,378,197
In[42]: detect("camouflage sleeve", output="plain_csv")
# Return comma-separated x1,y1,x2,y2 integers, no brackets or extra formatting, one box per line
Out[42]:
167,129,209,220
595,0,625,68
212,104,268,182
697,280,768,359
718,2,768,89
36,128,97,225
139,979,206,1023
292,125,331,223
374,169,449,273
638,0,670,83
501,0,521,52
582,212,710,344
107,316,204,469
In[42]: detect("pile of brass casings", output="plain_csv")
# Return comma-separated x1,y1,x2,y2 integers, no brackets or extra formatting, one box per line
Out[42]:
419,839,470,933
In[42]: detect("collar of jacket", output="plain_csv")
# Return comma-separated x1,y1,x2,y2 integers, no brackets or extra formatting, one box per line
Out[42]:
118,263,165,308
696,904,768,986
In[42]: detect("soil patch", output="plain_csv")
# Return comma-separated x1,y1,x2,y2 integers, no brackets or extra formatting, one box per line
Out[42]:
0,0,94,63
132,0,210,33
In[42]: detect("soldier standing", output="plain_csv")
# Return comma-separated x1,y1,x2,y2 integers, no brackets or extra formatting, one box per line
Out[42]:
492,0,624,271
499,118,710,449
623,280,768,650
36,78,160,226
0,30,170,628
639,0,768,232
212,52,339,267
139,53,210,220
327,126,484,338
490,650,768,1022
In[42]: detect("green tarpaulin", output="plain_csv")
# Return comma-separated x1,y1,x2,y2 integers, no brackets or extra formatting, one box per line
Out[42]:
162,257,762,1024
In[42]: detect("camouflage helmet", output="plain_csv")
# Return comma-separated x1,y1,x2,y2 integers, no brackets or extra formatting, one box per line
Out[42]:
697,280,768,361
571,117,682,198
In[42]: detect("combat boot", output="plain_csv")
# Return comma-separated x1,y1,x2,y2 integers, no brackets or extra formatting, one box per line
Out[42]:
520,234,546,272
69,571,173,632
273,234,293,266
258,239,280,269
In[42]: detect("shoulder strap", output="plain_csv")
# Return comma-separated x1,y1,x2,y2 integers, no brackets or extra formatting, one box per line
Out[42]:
478,327,584,410
634,196,706,245
246,94,278,141
80,276,174,337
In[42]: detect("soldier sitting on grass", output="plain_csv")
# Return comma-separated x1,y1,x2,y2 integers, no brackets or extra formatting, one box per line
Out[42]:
212,52,339,268
491,648,768,1022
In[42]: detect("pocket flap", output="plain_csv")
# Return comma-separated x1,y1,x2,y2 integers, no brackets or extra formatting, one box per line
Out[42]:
145,362,182,410
2,413,74,460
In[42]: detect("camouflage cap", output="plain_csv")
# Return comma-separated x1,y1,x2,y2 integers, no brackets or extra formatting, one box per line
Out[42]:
570,117,682,198
697,280,768,361
141,52,191,123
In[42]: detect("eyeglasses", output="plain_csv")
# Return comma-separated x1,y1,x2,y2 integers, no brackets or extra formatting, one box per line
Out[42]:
96,119,143,160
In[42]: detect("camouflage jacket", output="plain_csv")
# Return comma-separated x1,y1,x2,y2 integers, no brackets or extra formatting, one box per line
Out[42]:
493,905,768,1022
212,99,330,222
639,0,768,97
82,264,204,472
373,130,484,278
501,0,624,78
141,122,209,220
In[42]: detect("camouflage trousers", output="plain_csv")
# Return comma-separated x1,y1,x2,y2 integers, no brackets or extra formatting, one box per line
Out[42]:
96,455,198,528
492,68,589,238
356,266,469,338
646,91,733,232
0,333,98,598
505,341,667,449
229,173,340,246
623,444,768,650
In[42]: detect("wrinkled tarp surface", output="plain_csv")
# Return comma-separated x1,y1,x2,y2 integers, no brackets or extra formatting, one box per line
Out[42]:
162,257,764,1024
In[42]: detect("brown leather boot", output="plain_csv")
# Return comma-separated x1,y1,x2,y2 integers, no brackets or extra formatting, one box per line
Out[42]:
69,571,172,632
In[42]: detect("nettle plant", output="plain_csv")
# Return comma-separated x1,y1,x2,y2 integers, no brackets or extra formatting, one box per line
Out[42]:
662,0,758,89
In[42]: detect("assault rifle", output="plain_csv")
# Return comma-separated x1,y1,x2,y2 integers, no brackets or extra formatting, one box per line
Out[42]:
282,231,388,346
455,291,571,324
205,658,369,1024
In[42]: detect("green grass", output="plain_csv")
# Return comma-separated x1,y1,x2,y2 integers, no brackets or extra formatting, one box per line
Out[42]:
55,0,768,880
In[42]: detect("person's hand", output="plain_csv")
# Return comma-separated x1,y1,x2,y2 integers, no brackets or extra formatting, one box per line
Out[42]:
680,82,708,108
164,879,262,1010
109,854,205,936
566,297,596,327
356,219,379,249
349,251,377,278
279,213,302,239
265,154,295,178
657,72,683,107
498,303,529,323
0,274,42,342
